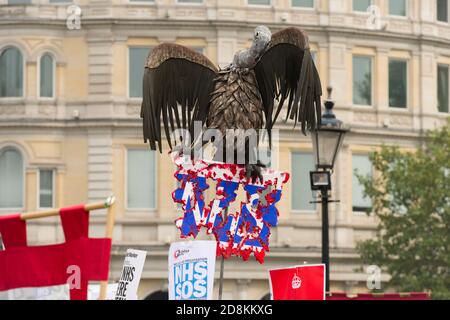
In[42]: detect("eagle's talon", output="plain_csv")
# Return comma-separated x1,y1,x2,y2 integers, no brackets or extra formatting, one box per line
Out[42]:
245,164,264,184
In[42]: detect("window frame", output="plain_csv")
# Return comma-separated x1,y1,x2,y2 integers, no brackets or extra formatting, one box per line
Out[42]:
0,46,25,100
437,0,450,24
351,153,373,215
352,54,374,107
7,0,32,4
247,0,272,8
37,52,56,100
176,0,205,5
388,58,409,110
0,147,25,212
48,0,74,4
125,148,158,212
352,0,373,14
437,64,450,114
290,151,318,214
127,0,156,4
387,0,409,19
291,0,315,10
38,168,56,210
127,46,152,100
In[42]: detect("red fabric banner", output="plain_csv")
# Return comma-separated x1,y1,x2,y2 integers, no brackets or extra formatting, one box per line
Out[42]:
0,205,112,300
269,264,325,300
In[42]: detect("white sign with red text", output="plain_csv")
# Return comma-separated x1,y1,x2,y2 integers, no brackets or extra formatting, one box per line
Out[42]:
168,241,216,300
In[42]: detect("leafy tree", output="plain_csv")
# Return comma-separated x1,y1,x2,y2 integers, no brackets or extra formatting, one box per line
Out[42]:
356,120,450,299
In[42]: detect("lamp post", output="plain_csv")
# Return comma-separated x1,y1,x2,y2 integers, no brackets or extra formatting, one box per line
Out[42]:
309,87,348,294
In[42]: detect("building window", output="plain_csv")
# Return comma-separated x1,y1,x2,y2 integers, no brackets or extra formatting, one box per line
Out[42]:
189,47,205,54
291,152,316,212
39,53,55,98
352,154,372,213
0,148,24,209
311,50,318,65
437,0,449,22
438,65,449,113
248,0,271,5
389,0,407,16
7,0,32,4
127,149,156,209
389,59,407,108
353,56,372,106
0,47,23,98
292,0,314,8
39,169,54,209
353,0,372,12
129,47,151,98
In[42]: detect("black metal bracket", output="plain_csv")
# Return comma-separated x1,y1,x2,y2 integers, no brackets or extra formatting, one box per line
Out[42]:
309,200,341,204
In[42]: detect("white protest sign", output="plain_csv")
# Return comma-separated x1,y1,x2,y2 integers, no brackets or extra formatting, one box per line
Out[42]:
115,249,147,300
168,240,216,300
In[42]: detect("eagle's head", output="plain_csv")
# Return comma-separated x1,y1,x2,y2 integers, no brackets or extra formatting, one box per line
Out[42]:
252,26,272,57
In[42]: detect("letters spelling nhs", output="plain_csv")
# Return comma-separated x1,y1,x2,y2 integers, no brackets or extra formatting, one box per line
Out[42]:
174,260,208,300
115,266,135,300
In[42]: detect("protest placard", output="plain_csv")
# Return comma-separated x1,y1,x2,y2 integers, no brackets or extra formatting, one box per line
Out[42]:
114,249,147,300
168,241,216,300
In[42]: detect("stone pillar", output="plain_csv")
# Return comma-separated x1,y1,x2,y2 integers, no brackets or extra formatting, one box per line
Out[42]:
86,32,114,116
87,128,113,206
376,47,390,111
328,38,349,108
420,45,437,130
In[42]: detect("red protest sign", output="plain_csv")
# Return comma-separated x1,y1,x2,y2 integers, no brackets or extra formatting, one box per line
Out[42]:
269,264,326,300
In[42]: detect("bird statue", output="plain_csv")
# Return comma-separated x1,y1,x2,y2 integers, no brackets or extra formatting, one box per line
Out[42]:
141,26,322,182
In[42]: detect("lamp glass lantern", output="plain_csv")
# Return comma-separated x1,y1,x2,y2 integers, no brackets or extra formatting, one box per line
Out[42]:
310,91,348,171
311,127,347,171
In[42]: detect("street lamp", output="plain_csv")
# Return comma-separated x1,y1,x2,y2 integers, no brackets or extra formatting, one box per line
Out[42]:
309,86,348,294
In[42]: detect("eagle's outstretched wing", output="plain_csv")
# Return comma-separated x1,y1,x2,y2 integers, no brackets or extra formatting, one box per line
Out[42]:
254,27,322,138
141,43,218,152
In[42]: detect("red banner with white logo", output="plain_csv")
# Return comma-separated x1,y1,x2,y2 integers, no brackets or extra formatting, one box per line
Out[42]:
269,264,326,300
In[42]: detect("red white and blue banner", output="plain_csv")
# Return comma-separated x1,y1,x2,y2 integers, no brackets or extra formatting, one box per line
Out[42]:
168,241,216,300
269,264,326,300
171,154,289,264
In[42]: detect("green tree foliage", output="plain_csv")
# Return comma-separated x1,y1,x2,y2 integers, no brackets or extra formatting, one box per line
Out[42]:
356,120,450,299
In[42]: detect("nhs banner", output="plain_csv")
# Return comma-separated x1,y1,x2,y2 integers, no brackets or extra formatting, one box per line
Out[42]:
168,241,216,300
172,154,289,264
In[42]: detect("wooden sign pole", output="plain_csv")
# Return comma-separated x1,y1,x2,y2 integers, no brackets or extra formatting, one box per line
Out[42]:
99,196,116,300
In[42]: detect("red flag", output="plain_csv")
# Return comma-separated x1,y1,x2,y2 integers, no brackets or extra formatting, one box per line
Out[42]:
0,205,112,300
269,264,326,300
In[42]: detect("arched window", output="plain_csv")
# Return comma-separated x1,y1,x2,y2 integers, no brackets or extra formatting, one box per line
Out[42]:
39,53,55,98
0,148,24,209
0,47,24,98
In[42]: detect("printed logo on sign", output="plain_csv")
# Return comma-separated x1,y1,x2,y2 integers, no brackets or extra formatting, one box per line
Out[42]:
174,259,208,300
291,274,302,289
174,249,189,259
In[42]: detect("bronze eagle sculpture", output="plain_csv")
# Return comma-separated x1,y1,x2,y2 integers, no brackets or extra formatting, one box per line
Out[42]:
141,26,322,182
